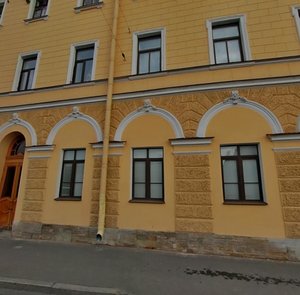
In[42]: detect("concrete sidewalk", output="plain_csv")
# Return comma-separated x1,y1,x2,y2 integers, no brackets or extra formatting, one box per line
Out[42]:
0,232,300,295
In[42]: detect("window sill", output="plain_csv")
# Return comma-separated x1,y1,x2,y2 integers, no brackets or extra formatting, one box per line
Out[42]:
64,81,96,89
24,16,48,23
9,89,35,96
55,197,82,201
129,71,168,80
129,199,165,204
74,2,103,13
209,60,254,70
223,201,267,206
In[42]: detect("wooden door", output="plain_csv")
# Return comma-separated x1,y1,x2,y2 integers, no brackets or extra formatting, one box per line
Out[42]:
0,136,25,229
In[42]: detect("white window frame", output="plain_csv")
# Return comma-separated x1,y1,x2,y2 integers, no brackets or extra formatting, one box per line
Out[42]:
66,40,99,84
131,28,166,75
292,6,300,40
206,15,251,65
12,50,41,91
0,0,8,25
27,0,51,20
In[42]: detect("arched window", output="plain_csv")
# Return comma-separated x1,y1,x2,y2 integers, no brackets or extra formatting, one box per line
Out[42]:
9,136,25,157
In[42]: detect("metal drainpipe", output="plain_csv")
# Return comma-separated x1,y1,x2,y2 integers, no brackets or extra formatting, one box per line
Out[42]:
97,0,120,240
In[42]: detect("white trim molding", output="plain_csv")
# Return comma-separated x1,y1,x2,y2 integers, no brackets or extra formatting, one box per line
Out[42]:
66,40,99,84
0,113,37,145
170,137,213,146
173,151,211,155
0,0,8,25
12,50,41,91
114,99,184,141
206,14,251,65
268,133,300,142
273,147,300,152
197,90,283,137
91,141,125,149
46,106,102,145
131,28,166,75
26,145,55,152
292,6,300,40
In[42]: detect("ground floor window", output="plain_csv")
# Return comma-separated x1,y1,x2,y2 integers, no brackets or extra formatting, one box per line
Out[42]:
59,149,85,199
221,144,263,202
132,147,164,201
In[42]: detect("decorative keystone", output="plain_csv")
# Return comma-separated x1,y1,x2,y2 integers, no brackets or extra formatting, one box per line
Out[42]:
9,113,21,124
137,99,157,113
70,106,81,119
223,90,247,105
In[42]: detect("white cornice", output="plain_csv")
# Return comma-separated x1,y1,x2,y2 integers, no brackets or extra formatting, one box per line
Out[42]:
173,151,211,155
91,142,125,149
26,145,55,152
170,138,213,146
273,147,300,152
268,134,300,142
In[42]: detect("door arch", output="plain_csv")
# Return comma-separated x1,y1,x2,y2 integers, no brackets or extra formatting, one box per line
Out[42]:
0,134,25,229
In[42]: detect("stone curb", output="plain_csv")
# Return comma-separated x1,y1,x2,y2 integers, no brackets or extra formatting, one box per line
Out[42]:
0,276,127,294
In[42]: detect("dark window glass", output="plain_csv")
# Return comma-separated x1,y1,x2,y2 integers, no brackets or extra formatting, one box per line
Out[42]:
82,0,99,6
18,56,37,91
0,2,4,19
59,149,85,198
10,138,25,156
212,22,243,64
33,0,48,19
221,145,263,202
1,167,16,198
132,148,164,200
138,34,161,74
72,46,94,83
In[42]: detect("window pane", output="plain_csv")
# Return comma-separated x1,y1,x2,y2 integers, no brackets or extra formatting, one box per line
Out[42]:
240,146,257,156
134,162,146,183
0,3,4,18
23,59,36,70
224,183,239,200
75,163,84,182
134,184,145,198
213,25,239,39
244,183,260,200
76,150,85,160
150,184,163,199
149,51,160,72
133,149,147,159
74,62,83,83
149,149,163,158
1,167,16,198
138,52,149,74
73,183,83,197
215,42,228,64
139,37,161,50
64,150,75,160
27,70,34,89
223,160,238,183
62,163,72,183
150,161,162,183
228,40,242,62
84,59,93,81
19,72,28,91
61,184,71,197
77,48,94,60
243,160,259,182
221,146,238,156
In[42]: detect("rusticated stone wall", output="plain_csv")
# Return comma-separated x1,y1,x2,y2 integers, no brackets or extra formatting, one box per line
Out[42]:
276,151,300,238
174,154,213,233
21,158,48,223
90,156,120,229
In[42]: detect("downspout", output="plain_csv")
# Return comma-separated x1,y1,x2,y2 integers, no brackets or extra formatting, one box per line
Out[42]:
97,0,120,240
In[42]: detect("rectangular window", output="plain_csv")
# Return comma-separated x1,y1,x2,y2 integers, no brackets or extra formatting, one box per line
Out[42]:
72,45,95,83
59,149,85,199
137,34,161,74
132,148,164,201
292,6,300,40
0,1,4,20
82,0,100,6
221,145,263,203
32,0,49,19
18,55,37,91
207,15,251,65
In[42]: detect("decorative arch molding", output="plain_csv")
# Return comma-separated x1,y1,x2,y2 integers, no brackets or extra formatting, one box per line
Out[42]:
197,91,283,137
0,113,37,146
114,99,184,141
46,107,103,145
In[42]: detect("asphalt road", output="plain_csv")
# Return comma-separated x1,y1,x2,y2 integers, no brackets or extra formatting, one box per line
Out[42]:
0,237,299,295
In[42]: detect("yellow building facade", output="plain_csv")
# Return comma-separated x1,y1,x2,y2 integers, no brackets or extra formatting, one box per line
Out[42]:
0,0,300,260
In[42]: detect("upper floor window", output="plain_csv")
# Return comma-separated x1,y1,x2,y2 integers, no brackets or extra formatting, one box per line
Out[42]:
59,149,85,199
0,0,7,24
82,0,100,6
132,147,164,201
292,6,300,40
207,15,251,65
67,41,98,84
132,29,166,75
221,144,263,203
27,0,50,20
18,55,38,91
